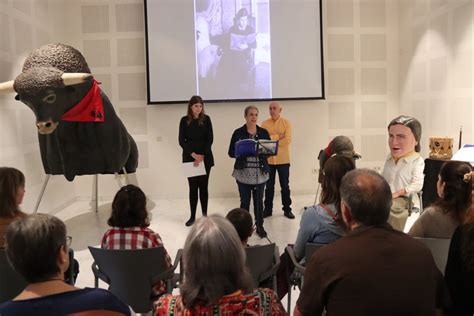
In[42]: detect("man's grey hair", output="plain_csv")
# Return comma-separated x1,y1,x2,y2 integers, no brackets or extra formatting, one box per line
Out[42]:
340,169,392,226
180,215,252,308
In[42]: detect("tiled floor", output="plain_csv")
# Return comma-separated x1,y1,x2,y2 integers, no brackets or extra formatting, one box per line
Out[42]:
55,194,419,315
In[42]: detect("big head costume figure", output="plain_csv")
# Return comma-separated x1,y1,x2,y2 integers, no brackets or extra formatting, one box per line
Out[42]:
387,115,422,159
0,44,138,181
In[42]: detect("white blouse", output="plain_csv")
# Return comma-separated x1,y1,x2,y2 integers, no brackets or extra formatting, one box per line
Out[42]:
382,152,425,195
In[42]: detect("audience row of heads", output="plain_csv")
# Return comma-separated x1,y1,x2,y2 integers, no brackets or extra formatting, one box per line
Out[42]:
0,168,418,294
3,159,473,233
317,115,421,175
3,164,473,309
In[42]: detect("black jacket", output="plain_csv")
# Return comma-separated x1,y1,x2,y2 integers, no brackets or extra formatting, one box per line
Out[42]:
179,115,214,171
228,124,270,172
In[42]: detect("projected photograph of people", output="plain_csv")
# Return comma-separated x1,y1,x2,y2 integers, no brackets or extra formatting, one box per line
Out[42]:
194,0,272,100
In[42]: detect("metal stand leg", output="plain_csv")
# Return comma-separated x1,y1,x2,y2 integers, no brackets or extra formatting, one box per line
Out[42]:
33,174,50,213
313,183,321,206
122,167,129,185
92,174,98,213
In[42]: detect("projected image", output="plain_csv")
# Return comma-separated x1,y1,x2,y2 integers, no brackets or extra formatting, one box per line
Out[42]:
194,0,272,99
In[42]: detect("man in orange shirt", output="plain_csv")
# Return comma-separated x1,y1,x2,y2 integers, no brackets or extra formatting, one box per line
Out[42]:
261,102,294,219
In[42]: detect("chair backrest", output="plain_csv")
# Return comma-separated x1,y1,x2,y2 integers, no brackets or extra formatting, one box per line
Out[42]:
88,246,171,313
245,243,277,288
0,249,27,303
305,243,326,263
422,158,446,209
414,237,451,274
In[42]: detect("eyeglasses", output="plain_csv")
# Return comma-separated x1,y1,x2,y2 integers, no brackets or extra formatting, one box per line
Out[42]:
65,236,72,248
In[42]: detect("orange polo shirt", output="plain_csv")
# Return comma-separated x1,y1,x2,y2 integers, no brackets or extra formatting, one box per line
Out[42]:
261,116,292,165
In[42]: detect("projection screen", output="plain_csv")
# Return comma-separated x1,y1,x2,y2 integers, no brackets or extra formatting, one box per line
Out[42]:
145,0,324,103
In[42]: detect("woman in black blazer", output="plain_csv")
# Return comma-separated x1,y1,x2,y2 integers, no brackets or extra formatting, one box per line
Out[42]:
179,95,214,226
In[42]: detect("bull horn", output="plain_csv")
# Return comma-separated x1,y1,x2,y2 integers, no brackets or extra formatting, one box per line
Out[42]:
61,73,93,86
0,80,15,94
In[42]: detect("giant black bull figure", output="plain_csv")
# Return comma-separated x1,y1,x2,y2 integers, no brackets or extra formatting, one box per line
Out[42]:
0,44,138,181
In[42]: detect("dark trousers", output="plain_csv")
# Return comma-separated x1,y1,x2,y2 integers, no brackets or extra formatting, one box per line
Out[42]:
187,171,210,219
237,181,266,227
264,164,292,213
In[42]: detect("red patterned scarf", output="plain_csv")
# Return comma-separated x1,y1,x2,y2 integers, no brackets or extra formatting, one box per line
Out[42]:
62,80,104,122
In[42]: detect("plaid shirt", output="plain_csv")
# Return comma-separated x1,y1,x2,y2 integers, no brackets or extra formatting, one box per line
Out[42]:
101,227,173,295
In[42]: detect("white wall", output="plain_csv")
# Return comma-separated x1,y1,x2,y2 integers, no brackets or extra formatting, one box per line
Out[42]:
399,0,474,159
1,0,402,208
0,0,76,213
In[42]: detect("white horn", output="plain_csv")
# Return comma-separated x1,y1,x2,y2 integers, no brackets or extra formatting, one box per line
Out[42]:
61,73,93,86
0,80,15,94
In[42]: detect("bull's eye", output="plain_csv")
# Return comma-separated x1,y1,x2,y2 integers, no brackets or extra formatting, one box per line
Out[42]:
42,93,56,104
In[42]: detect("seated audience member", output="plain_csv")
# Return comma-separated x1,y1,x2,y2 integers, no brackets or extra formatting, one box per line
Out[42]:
154,215,285,315
409,161,472,238
294,155,355,260
382,115,424,231
0,214,130,315
226,208,253,246
276,155,355,300
0,167,79,284
0,167,27,248
445,202,474,316
101,184,172,296
295,169,448,316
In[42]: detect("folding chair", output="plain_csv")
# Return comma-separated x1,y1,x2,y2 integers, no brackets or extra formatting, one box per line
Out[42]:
414,237,451,274
245,243,280,291
0,249,27,303
285,243,326,313
89,246,182,313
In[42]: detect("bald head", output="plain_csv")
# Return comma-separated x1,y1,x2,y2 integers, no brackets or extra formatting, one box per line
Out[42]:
269,101,282,120
340,169,392,226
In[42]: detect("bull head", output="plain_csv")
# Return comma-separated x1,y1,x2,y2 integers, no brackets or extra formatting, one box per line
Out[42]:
0,72,92,134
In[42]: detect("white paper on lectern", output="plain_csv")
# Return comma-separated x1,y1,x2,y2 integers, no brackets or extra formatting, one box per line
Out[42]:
182,162,206,178
451,144,474,163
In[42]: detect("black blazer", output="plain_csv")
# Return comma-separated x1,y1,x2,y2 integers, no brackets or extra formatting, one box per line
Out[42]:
228,124,270,173
179,115,214,172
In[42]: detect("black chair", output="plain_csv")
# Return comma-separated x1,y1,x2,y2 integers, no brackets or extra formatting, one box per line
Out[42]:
89,246,182,313
245,243,280,291
285,243,326,313
422,158,447,210
414,237,451,274
0,249,27,303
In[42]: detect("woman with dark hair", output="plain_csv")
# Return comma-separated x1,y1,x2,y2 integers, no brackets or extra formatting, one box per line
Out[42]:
0,214,130,315
293,155,355,259
226,207,253,246
154,215,285,315
409,161,472,238
0,167,27,248
445,173,474,316
179,95,214,226
101,184,172,296
275,156,355,300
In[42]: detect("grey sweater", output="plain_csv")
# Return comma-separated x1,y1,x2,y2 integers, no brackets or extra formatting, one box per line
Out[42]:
408,205,460,238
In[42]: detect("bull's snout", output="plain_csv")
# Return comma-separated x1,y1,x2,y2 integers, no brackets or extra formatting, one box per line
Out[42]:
36,120,58,134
